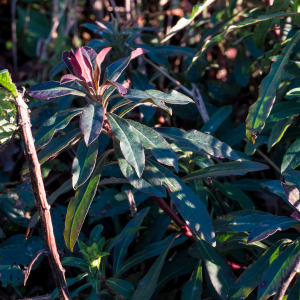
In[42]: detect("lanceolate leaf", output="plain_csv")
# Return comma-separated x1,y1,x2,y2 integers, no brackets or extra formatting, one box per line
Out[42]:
27,81,88,99
267,117,293,151
258,238,300,300
0,69,18,97
106,279,134,299
182,161,269,181
281,137,300,173
34,108,82,150
23,129,82,174
282,182,300,213
267,102,300,122
201,105,232,134
229,240,290,300
131,234,178,300
114,139,166,197
146,158,216,246
72,138,99,189
195,236,237,300
113,208,149,274
162,0,216,43
287,274,300,300
284,168,300,191
155,127,240,160
80,102,104,146
181,260,203,300
107,113,145,177
124,88,193,105
247,216,299,244
64,150,111,251
246,31,300,144
114,234,187,278
127,120,178,171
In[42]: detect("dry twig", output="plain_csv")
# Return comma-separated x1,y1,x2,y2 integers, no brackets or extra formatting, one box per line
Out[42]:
15,92,70,300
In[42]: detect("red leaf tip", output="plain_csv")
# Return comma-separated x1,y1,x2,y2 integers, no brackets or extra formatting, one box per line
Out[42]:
131,48,149,59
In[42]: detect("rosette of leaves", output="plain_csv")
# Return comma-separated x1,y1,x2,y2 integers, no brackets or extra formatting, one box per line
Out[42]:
26,46,260,253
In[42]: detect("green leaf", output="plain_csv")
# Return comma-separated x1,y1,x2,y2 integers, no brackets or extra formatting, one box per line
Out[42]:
27,81,88,99
201,106,232,135
181,260,203,300
253,0,290,48
34,108,82,151
155,127,240,160
146,158,216,246
127,120,178,171
0,88,17,144
182,161,269,181
72,138,99,189
281,137,300,173
0,69,18,97
61,257,90,271
114,234,187,278
247,216,299,244
107,113,145,177
189,12,300,71
51,273,88,300
284,168,300,191
124,88,193,105
89,224,104,246
285,88,300,99
194,236,237,300
23,129,82,175
267,102,300,122
267,117,293,151
80,102,104,146
213,181,255,210
131,234,178,300
234,46,250,87
113,207,149,274
246,31,300,143
162,0,216,43
70,283,91,299
0,234,44,287
228,240,290,300
106,279,134,299
258,238,300,300
114,138,166,197
64,150,111,251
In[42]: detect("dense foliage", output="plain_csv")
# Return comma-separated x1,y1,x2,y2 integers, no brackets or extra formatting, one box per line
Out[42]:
3,0,300,299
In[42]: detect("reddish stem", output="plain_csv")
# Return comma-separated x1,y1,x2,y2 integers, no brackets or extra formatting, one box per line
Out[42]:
153,196,196,243
153,197,248,271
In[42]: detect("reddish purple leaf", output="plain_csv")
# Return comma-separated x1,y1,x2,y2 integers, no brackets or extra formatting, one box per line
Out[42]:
100,80,127,95
282,182,300,212
60,74,80,85
62,49,76,74
75,48,94,88
131,48,149,59
291,212,300,221
83,46,97,71
69,57,83,79
96,47,112,68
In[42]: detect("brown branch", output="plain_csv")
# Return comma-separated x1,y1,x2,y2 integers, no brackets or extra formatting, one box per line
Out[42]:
21,295,51,300
15,92,71,300
11,0,18,72
24,249,46,286
273,251,300,300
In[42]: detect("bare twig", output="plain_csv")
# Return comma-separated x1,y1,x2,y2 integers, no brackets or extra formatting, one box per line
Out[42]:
24,249,46,286
273,251,300,300
11,0,18,71
191,83,210,123
40,2,68,59
15,92,70,300
109,0,121,21
125,0,131,21
126,190,137,217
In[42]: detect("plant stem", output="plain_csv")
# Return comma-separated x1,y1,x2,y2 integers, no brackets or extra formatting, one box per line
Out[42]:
15,93,70,300
152,196,196,242
273,250,300,300
295,0,299,12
